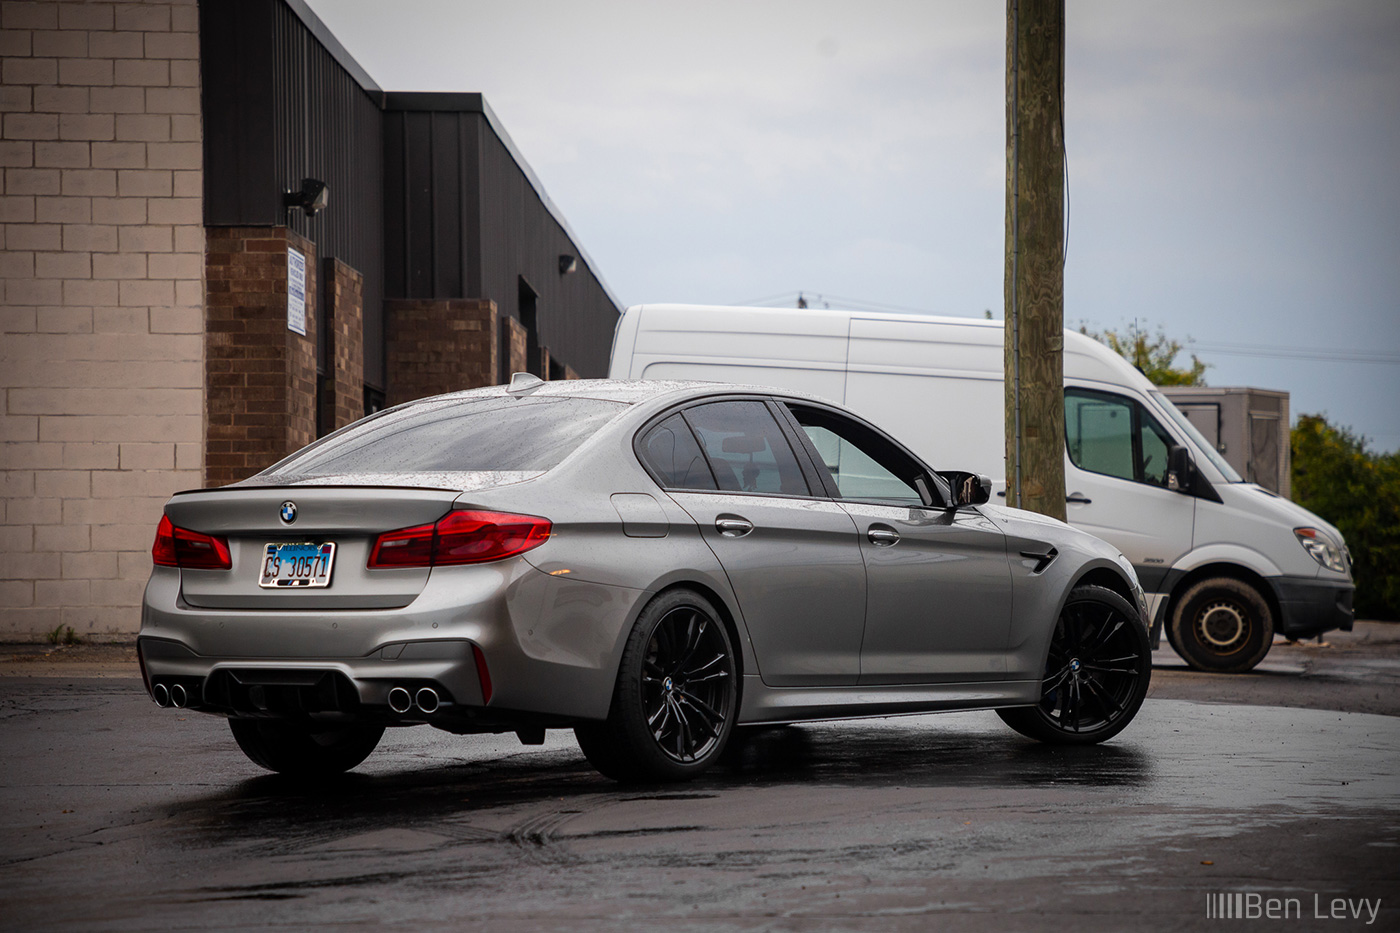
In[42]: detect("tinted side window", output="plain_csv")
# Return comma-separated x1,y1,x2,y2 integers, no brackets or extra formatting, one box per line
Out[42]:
683,401,810,496
787,405,925,505
638,414,717,490
1138,408,1174,487
1065,389,1176,487
1065,391,1135,481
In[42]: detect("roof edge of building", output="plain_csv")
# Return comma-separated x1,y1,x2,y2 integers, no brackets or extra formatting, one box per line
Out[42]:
280,1,622,314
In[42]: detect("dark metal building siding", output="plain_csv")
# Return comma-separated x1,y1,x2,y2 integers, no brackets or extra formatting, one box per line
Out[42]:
382,110,475,301
200,0,386,387
476,118,617,376
201,0,617,385
384,105,617,376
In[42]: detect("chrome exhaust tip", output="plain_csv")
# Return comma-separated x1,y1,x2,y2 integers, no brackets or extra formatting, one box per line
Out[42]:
414,687,440,714
152,683,170,708
387,686,413,714
170,683,189,708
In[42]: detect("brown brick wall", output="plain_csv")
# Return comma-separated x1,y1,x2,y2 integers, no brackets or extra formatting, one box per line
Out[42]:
385,298,498,406
204,226,317,487
503,315,527,380
324,258,363,430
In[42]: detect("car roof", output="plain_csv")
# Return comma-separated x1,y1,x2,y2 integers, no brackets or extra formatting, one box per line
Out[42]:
400,378,842,409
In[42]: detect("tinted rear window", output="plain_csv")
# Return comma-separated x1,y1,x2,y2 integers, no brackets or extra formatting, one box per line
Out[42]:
268,396,628,475
638,414,717,490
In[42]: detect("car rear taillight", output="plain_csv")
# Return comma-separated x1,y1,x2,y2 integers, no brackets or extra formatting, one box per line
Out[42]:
152,515,232,570
367,510,551,569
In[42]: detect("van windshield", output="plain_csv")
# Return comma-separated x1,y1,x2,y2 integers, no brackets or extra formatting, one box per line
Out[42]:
1149,391,1243,483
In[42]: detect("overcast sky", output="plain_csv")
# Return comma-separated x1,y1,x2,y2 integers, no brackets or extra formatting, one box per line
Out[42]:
305,0,1400,452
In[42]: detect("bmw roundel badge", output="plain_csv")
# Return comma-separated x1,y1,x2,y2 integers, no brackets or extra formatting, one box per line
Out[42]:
280,501,297,524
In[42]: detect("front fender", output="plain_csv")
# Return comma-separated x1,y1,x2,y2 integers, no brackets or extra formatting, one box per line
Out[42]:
1171,543,1284,581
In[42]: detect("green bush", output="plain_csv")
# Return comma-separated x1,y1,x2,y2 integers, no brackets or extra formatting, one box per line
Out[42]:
1291,415,1400,619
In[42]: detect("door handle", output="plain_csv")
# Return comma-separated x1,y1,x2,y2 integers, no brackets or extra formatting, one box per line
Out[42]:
867,526,900,547
715,517,754,537
1065,494,1093,505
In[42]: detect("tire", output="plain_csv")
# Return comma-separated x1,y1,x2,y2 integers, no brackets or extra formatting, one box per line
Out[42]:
575,588,738,783
1167,577,1273,673
228,719,384,776
998,585,1152,745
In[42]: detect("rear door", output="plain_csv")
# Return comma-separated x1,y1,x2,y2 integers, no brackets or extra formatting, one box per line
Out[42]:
640,400,868,686
779,402,1013,685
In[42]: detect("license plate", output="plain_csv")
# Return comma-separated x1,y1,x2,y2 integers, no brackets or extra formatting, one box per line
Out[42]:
259,542,336,588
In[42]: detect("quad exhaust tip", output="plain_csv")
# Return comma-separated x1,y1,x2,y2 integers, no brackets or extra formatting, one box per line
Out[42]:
414,687,440,714
152,683,170,708
387,686,413,714
170,683,190,708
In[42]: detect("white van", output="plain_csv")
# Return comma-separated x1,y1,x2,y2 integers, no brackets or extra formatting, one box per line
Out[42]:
609,304,1356,672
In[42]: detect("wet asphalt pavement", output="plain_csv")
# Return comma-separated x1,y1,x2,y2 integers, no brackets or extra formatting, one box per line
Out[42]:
2,631,1398,931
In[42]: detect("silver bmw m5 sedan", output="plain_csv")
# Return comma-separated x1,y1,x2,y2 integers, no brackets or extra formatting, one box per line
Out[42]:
139,377,1152,781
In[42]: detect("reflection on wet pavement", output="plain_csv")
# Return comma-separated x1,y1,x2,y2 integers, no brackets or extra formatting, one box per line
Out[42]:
2,682,1397,930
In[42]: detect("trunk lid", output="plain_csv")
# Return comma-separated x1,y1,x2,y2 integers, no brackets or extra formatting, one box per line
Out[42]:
167,484,467,610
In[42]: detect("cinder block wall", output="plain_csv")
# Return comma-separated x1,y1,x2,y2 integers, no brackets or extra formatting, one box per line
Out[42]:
0,0,204,639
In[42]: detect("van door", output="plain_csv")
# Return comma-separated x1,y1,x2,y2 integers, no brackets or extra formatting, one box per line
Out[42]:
1062,387,1195,592
844,317,1006,475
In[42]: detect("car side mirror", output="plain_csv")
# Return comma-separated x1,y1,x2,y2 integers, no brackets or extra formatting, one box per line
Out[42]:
1167,445,1193,493
935,470,991,508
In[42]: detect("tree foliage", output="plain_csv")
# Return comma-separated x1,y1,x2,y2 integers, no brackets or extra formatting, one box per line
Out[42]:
1291,415,1400,620
1080,324,1208,386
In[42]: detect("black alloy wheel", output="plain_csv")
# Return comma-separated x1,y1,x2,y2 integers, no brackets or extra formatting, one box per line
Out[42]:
998,585,1151,745
642,604,733,763
576,588,737,782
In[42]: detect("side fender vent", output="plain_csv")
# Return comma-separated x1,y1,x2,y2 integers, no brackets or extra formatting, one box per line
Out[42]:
1019,547,1059,575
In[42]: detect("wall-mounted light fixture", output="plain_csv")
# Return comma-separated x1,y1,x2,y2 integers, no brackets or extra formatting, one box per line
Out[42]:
284,178,329,217
558,253,577,275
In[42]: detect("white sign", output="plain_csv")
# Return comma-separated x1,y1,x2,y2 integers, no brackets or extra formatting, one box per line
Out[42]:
287,247,307,336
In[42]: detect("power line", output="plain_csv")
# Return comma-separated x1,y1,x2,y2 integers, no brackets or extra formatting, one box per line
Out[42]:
727,290,802,306
1186,341,1400,365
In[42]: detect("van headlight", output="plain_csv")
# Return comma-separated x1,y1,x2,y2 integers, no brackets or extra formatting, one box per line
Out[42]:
1294,527,1347,573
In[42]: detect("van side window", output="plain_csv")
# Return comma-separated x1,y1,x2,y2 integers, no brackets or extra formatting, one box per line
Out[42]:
682,401,810,496
1065,389,1175,488
638,414,717,490
785,405,925,506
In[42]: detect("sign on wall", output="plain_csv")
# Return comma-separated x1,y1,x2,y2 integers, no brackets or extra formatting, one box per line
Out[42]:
287,247,307,336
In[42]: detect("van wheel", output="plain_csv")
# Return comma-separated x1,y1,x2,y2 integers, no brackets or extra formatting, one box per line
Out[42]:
1167,577,1273,673
575,588,737,782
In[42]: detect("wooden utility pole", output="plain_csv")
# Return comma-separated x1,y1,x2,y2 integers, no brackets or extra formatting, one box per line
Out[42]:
1004,0,1066,521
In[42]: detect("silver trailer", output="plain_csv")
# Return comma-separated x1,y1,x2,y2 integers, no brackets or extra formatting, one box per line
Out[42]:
1159,386,1291,498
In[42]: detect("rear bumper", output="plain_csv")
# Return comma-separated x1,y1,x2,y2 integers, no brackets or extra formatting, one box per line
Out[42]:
138,635,490,724
1269,575,1355,638
137,556,645,728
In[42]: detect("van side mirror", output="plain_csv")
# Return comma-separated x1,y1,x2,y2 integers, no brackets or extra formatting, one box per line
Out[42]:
935,470,992,507
1167,445,1193,493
